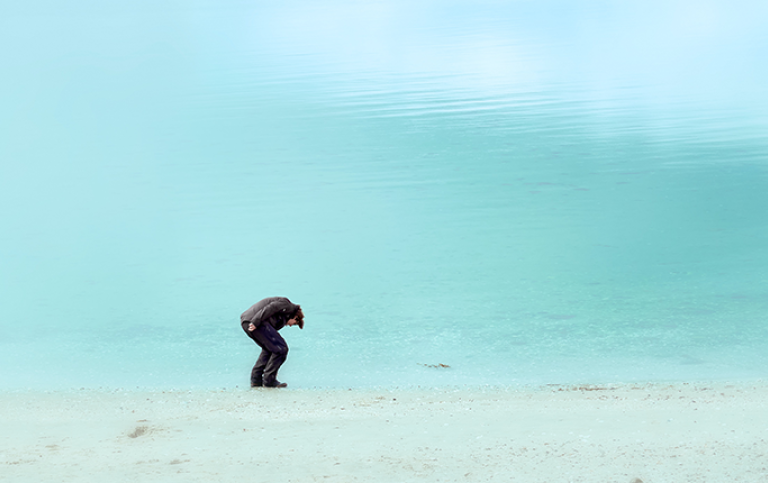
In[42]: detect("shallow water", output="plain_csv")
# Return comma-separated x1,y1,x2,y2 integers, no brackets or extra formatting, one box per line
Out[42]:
2,0,767,389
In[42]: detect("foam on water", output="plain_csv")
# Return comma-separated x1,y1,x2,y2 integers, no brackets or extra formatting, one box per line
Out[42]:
1,0,767,389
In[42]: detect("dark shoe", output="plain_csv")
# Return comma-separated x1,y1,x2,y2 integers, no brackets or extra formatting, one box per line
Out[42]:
263,380,287,388
250,382,263,388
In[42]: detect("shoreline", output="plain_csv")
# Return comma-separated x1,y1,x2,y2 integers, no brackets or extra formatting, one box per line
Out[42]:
2,381,767,482
3,373,767,393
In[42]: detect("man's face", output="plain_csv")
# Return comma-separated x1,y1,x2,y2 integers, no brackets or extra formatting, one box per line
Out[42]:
287,309,304,329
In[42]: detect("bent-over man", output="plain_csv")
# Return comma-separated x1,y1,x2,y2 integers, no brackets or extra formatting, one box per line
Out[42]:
240,296,304,388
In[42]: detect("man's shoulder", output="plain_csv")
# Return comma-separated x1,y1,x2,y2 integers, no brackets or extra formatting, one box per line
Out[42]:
251,296,287,310
260,296,291,305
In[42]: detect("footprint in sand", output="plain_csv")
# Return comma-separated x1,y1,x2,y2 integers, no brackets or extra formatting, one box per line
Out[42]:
127,426,150,438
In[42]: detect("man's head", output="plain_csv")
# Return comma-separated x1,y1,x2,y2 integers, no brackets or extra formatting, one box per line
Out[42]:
287,306,304,329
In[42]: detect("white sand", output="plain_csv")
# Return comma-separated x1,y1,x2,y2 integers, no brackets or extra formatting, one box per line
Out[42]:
2,382,767,482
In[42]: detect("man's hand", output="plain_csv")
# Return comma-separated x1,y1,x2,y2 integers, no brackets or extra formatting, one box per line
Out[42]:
247,322,256,332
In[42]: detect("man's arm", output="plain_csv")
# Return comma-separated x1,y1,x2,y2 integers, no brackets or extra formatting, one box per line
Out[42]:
249,297,298,326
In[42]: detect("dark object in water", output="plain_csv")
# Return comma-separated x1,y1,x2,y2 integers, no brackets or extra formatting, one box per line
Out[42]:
419,363,451,369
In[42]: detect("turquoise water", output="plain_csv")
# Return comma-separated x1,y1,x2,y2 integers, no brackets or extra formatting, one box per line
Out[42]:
2,0,767,389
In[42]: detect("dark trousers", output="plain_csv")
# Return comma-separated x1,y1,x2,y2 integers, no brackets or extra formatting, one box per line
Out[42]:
244,322,289,385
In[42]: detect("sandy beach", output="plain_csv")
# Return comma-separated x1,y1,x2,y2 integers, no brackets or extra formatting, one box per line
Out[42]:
1,382,767,482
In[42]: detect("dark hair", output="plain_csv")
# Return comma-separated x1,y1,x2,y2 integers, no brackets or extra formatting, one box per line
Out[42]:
293,306,305,329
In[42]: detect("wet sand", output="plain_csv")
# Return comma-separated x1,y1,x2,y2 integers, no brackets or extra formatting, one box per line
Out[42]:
2,382,767,482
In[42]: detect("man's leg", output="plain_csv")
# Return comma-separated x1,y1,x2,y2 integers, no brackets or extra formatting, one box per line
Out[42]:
249,323,289,387
251,348,270,387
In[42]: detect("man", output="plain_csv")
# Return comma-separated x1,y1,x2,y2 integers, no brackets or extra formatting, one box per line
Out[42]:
240,297,304,388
